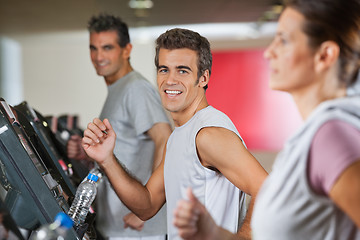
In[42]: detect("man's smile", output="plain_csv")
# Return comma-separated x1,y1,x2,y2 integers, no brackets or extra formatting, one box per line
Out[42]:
165,90,182,96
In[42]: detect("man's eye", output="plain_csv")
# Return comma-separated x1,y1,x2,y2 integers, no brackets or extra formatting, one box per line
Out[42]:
179,70,187,74
158,69,168,73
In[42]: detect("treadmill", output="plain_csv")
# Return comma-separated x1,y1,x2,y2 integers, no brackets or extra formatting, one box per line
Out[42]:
0,99,81,239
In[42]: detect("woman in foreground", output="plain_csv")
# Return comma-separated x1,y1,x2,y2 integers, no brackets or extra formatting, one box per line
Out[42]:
173,0,360,239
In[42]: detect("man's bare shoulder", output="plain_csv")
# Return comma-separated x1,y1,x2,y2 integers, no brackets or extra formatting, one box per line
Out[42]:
196,126,239,145
196,127,244,167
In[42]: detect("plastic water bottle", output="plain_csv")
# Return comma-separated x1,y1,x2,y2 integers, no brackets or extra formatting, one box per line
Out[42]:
67,173,98,226
31,212,73,240
88,167,103,184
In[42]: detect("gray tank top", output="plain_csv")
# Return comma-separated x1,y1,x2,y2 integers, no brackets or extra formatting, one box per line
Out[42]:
164,106,247,240
252,96,360,240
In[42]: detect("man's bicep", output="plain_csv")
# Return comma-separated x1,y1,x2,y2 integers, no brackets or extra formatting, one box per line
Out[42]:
196,127,267,195
145,151,167,211
146,123,171,171
147,122,172,143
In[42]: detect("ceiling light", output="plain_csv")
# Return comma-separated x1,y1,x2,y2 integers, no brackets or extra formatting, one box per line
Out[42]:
258,4,283,22
128,0,154,9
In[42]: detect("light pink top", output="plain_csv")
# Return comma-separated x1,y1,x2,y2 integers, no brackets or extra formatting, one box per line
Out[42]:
309,119,360,196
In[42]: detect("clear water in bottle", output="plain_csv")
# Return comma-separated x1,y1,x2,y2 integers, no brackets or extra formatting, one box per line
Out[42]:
68,173,98,226
31,212,73,240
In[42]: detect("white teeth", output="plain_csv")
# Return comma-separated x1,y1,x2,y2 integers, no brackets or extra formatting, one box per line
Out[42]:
98,62,108,66
165,90,181,94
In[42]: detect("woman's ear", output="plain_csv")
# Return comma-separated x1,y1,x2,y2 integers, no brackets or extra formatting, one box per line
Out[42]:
314,41,340,73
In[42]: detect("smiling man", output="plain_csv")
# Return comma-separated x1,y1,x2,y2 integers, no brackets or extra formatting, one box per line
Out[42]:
82,28,268,240
66,14,172,240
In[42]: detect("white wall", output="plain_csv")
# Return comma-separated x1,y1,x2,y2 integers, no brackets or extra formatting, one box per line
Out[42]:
12,23,275,129
16,31,157,129
8,23,278,168
17,32,102,127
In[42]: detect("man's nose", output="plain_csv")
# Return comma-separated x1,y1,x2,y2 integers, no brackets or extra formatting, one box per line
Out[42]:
165,71,178,85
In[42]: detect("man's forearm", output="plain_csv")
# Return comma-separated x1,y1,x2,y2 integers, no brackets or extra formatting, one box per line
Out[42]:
236,196,255,240
100,154,156,220
213,198,253,240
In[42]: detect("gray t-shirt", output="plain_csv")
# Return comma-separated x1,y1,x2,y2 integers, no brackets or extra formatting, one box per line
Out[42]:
96,71,170,238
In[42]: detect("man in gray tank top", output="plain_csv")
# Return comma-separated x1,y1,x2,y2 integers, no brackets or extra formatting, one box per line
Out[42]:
81,28,268,240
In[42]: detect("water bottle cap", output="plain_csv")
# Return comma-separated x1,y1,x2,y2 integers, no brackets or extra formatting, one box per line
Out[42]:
87,173,99,182
55,212,74,229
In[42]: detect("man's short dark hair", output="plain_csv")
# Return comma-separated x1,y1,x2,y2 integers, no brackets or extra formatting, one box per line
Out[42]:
88,14,130,48
155,28,212,90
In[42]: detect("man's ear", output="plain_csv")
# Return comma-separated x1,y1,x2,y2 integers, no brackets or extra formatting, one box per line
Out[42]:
123,43,133,59
199,70,210,88
314,41,340,73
